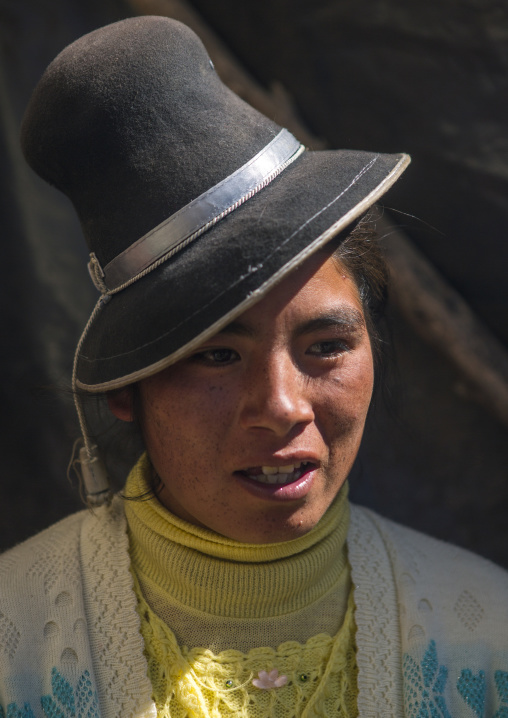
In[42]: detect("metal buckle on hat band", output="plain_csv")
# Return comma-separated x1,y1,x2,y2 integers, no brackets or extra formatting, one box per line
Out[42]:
89,129,304,294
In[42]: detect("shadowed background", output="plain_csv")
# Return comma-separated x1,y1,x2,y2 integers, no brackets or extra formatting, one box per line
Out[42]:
1,0,508,566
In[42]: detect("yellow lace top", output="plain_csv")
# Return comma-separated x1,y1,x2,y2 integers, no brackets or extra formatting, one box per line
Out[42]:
125,454,359,717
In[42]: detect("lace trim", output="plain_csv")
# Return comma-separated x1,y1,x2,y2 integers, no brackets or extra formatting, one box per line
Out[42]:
135,582,359,717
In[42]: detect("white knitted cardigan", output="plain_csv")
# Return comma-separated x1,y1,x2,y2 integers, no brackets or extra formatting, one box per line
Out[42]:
1,497,507,717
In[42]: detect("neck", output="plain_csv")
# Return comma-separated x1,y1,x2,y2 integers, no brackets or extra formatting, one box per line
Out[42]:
125,454,350,619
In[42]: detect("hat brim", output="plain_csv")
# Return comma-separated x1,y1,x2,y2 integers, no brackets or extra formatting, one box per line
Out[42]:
76,148,409,391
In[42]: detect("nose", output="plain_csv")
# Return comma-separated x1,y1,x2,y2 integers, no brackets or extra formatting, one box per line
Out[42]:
239,351,315,436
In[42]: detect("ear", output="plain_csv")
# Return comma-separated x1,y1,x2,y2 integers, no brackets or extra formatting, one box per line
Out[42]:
107,388,134,422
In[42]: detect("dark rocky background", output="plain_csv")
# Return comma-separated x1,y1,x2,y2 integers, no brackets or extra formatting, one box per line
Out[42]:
1,0,508,567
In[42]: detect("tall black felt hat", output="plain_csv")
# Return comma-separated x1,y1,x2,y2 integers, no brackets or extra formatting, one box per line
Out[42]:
21,16,410,392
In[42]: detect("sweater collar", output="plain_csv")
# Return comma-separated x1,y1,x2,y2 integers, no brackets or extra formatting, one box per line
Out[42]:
124,453,350,619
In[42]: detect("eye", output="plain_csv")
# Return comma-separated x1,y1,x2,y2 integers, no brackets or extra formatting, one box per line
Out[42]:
192,348,240,365
306,340,349,357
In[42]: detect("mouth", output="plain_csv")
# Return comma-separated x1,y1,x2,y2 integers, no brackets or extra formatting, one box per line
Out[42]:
237,461,316,485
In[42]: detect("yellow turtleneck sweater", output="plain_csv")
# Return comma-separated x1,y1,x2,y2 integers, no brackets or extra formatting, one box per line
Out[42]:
125,453,358,717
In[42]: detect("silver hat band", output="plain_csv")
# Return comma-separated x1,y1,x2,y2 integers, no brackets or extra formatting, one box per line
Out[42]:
88,129,304,294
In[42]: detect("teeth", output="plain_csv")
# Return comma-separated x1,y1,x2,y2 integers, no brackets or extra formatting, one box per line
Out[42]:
261,466,279,475
248,461,310,485
279,464,295,473
261,461,302,475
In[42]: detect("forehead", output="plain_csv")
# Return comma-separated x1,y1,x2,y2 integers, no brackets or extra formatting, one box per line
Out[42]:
218,253,365,335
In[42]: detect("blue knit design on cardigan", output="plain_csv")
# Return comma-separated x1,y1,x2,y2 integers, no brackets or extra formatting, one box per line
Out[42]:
0,669,98,718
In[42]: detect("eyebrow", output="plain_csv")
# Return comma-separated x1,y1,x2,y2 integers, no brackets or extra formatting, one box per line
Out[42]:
218,320,256,338
218,307,366,339
294,309,366,337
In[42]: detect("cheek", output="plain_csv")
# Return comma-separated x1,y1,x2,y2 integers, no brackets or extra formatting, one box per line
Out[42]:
139,383,183,454
141,401,177,459
321,354,374,431
140,381,236,465
352,356,375,414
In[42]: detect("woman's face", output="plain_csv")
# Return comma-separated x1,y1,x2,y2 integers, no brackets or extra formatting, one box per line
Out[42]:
113,252,374,543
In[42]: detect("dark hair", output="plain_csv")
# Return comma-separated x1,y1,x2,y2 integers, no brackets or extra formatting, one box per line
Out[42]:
334,215,388,319
330,210,389,368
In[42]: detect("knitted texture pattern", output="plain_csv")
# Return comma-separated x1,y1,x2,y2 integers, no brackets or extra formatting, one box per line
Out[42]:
350,508,508,716
2,490,508,717
124,453,358,716
124,454,352,652
0,500,156,718
137,585,358,718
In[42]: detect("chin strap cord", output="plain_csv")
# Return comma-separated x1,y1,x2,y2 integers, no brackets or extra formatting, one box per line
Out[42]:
72,295,113,507
77,442,111,507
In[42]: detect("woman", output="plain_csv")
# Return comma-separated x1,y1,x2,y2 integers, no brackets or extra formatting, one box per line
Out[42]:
1,15,507,718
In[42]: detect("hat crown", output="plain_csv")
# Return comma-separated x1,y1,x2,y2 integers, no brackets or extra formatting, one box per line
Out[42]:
21,16,279,265
20,16,409,391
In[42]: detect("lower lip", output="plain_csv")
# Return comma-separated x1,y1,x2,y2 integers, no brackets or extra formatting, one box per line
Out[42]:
234,466,316,501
